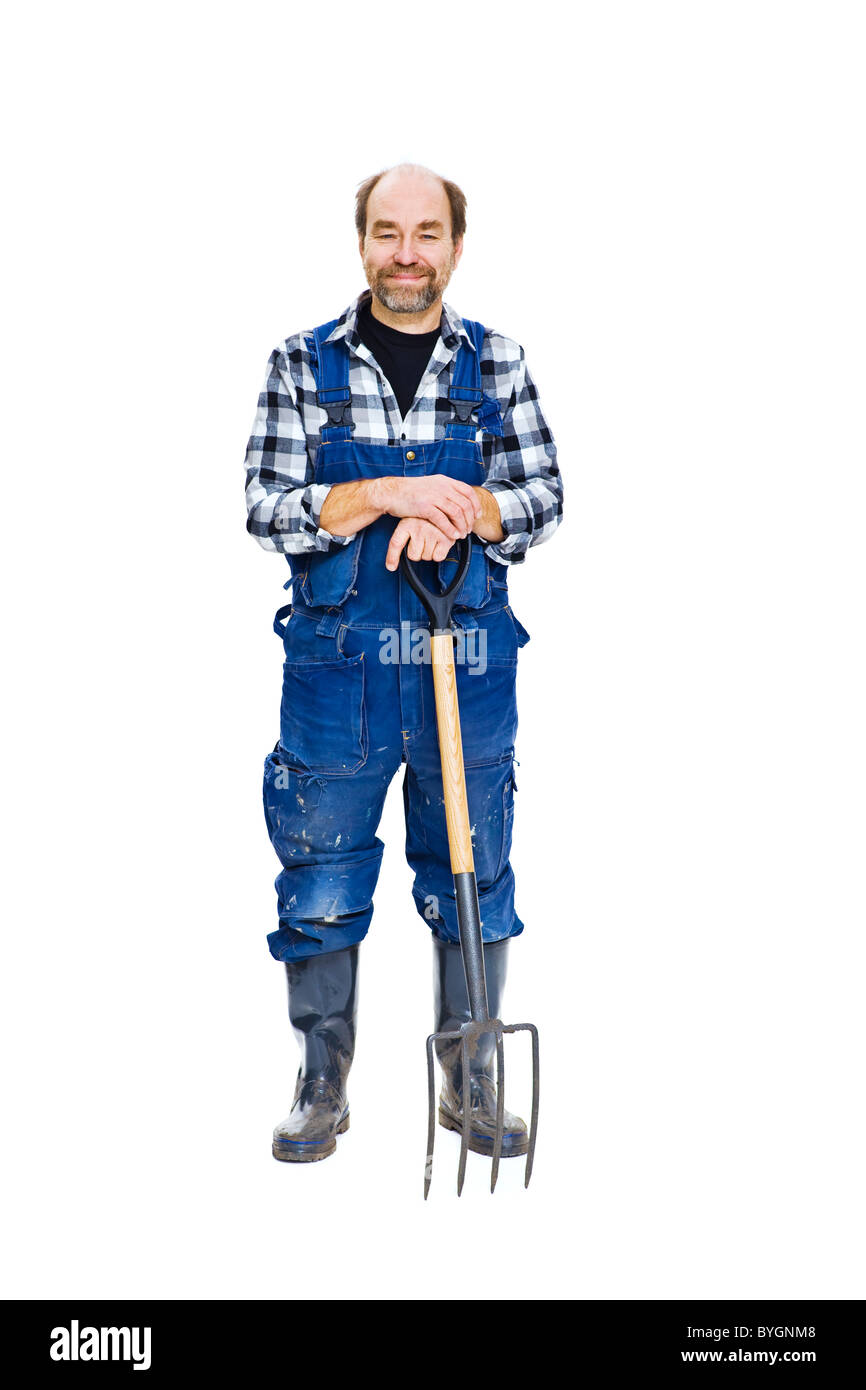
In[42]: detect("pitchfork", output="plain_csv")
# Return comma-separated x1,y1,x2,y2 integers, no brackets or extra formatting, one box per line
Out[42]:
400,537,540,1197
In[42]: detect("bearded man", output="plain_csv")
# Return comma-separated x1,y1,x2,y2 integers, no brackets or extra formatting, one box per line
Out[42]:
244,163,563,1164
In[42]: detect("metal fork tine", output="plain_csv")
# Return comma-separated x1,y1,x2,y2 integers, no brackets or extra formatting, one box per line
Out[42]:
500,1022,540,1187
424,1034,437,1201
490,1025,506,1193
525,1023,540,1188
508,1022,540,1188
456,1033,471,1196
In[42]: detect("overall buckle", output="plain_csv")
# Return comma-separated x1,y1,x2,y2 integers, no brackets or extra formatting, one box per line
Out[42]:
451,399,477,424
316,389,353,430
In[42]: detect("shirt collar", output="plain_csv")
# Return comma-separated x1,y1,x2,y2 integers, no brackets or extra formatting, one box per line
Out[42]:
325,288,475,353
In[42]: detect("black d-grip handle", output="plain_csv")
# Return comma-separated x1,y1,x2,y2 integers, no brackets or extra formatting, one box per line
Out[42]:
399,536,472,634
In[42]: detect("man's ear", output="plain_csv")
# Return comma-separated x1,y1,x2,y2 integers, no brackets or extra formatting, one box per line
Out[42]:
453,235,464,267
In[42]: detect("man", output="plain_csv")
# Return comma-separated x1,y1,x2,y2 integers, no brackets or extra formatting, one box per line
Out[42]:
244,163,562,1164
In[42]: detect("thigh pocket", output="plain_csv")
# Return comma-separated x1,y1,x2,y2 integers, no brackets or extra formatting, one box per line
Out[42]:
279,651,368,775
463,753,517,888
455,607,519,764
456,657,518,766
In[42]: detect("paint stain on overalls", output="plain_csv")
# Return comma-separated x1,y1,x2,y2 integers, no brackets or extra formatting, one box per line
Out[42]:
262,313,531,960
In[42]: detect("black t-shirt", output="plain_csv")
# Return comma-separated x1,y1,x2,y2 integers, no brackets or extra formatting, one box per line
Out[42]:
356,295,442,423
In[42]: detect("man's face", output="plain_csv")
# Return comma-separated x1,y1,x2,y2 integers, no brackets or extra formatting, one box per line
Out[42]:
360,174,463,314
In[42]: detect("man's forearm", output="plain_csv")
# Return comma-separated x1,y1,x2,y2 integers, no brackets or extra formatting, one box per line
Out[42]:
471,486,505,543
319,479,504,544
318,479,385,537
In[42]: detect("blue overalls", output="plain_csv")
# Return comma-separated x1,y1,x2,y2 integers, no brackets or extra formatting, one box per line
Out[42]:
263,314,531,962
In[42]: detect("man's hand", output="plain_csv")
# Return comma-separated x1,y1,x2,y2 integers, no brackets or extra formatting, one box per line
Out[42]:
376,475,481,541
385,517,457,571
318,476,504,554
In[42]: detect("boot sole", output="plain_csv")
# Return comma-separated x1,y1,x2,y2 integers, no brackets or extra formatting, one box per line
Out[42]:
272,1112,350,1163
438,1107,529,1158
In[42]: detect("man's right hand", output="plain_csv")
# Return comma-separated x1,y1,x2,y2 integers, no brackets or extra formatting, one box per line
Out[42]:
374,475,481,541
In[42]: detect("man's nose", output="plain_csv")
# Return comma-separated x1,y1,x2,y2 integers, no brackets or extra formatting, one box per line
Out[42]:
393,239,419,264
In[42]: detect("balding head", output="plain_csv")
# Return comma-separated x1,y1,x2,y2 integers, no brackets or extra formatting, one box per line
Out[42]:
355,164,467,245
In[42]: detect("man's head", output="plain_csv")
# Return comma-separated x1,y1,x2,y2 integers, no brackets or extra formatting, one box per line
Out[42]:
356,163,466,315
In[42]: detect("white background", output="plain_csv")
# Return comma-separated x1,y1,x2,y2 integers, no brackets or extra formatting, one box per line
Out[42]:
2,0,864,1301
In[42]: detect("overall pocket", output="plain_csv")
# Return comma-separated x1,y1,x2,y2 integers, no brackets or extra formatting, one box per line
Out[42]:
300,534,364,608
458,659,518,765
279,650,368,775
437,538,492,611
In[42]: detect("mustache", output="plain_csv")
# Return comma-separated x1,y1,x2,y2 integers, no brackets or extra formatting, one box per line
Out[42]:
379,266,433,277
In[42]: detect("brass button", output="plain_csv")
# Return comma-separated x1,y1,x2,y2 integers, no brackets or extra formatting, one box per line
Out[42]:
406,450,415,461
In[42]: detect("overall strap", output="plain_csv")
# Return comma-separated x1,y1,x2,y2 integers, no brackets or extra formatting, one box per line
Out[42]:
446,318,486,440
310,319,354,443
302,317,363,637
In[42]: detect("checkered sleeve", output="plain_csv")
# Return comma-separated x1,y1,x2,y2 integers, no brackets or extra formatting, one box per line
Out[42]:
244,346,354,555
481,347,563,565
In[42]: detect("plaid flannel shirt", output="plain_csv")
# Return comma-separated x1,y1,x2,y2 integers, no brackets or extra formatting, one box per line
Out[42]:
244,289,563,565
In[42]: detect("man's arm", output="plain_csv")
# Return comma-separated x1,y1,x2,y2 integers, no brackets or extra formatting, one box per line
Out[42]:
320,475,482,540
244,349,487,553
318,480,384,537
244,347,355,555
479,346,563,565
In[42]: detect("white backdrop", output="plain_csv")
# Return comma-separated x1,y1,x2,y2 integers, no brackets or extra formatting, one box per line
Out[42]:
2,0,864,1300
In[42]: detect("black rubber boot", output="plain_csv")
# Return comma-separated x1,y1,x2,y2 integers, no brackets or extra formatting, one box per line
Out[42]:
272,943,359,1163
433,936,529,1158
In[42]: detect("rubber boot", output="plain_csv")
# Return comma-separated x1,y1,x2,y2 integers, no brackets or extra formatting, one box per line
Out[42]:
433,936,529,1157
272,943,359,1163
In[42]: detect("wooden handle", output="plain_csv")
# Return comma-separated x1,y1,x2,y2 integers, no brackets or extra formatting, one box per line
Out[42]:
430,632,474,875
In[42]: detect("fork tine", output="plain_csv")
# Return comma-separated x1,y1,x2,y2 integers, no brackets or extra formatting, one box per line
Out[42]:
490,1025,506,1193
424,1033,437,1200
521,1023,540,1188
456,1032,471,1196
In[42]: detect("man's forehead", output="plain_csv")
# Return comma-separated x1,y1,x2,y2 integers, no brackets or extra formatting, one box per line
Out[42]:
367,175,450,225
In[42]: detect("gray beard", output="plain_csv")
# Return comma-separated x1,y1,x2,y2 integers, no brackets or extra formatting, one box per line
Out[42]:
374,278,440,314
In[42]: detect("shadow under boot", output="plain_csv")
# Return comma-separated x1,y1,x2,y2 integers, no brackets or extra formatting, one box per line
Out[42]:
433,936,529,1158
272,942,359,1163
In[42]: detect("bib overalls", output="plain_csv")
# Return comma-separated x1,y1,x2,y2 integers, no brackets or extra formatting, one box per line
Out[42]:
263,314,531,963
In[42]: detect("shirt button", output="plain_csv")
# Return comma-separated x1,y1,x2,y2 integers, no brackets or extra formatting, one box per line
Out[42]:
406,451,415,461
